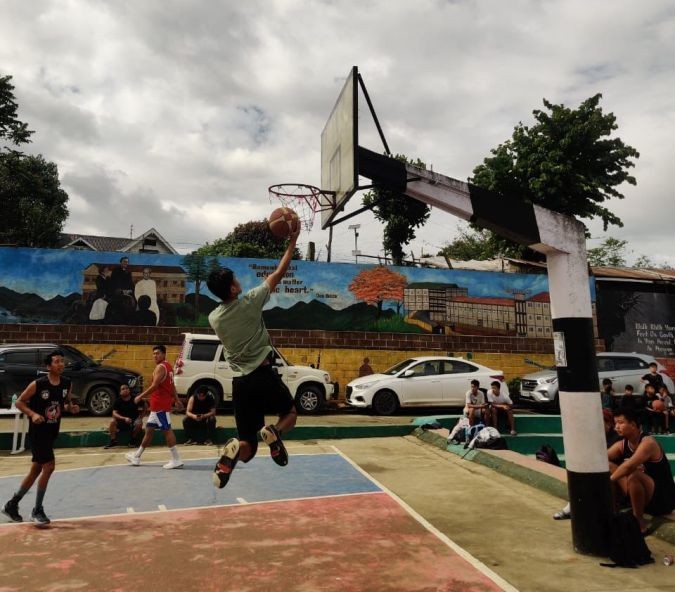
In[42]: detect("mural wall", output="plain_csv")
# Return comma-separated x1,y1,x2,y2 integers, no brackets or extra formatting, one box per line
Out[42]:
0,247,596,336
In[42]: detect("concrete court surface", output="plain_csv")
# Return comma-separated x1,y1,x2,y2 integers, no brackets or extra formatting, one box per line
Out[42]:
0,436,673,591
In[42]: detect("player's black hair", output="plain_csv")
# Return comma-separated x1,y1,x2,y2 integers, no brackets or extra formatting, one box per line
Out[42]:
490,381,501,388
615,408,640,426
43,349,65,366
153,344,166,354
624,384,634,392
470,379,480,387
207,267,234,301
602,378,612,386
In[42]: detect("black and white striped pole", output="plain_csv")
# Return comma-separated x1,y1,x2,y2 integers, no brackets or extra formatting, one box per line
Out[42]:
401,165,612,555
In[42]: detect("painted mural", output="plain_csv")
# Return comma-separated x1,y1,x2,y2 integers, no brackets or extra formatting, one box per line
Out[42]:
0,247,596,335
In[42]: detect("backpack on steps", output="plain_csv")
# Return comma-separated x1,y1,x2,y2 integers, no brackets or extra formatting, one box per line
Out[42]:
600,512,654,568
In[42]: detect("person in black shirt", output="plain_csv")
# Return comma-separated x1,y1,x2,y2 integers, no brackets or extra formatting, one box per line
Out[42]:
617,384,644,412
641,362,665,391
1,350,79,526
608,408,675,533
110,256,134,296
182,385,217,445
104,384,145,448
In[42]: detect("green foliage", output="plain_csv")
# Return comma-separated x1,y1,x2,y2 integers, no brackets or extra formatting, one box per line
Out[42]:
180,253,220,318
196,219,301,260
0,74,69,247
0,153,69,247
470,94,639,255
586,237,628,267
439,223,527,261
369,315,424,333
362,155,431,266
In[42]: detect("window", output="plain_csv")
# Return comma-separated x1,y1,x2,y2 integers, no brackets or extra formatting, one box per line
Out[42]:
0,350,37,365
409,361,441,376
188,341,219,361
612,357,648,371
442,360,478,374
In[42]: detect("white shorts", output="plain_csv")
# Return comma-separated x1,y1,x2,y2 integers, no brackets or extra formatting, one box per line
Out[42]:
146,411,172,431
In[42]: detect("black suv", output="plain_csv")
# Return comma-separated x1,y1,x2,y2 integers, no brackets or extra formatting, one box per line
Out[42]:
0,343,142,416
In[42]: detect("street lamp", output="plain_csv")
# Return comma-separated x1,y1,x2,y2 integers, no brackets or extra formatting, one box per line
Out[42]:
348,224,361,264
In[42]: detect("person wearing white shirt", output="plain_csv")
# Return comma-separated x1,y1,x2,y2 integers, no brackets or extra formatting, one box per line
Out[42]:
134,268,159,325
487,380,517,435
463,380,488,426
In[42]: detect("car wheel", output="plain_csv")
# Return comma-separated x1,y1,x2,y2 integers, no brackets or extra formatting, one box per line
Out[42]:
295,384,324,415
87,385,116,416
372,390,399,416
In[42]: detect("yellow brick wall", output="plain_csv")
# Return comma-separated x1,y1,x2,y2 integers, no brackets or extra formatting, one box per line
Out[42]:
72,343,554,400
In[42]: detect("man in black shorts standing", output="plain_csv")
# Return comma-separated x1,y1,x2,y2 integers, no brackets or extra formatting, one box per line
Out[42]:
207,225,300,488
2,350,79,526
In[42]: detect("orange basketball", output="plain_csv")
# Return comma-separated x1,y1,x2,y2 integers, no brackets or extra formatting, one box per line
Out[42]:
268,207,299,238
652,399,666,412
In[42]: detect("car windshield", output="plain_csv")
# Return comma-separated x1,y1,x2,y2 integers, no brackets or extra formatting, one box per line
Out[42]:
383,359,417,376
62,345,97,367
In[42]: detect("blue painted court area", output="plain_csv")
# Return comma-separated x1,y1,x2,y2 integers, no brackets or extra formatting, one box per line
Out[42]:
0,453,381,521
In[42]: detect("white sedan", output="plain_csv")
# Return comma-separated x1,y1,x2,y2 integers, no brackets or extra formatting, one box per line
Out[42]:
346,356,508,415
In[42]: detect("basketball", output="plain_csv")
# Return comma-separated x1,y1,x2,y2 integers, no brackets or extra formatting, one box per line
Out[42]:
268,207,299,238
652,399,666,412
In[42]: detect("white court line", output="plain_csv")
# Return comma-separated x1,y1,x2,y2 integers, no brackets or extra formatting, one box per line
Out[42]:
158,505,167,511
236,497,248,504
330,445,519,592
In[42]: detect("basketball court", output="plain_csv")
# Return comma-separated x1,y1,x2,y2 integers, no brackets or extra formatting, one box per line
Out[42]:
0,444,516,592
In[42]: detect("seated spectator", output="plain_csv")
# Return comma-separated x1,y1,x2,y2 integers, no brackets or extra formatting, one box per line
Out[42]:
463,379,488,427
642,384,665,434
607,408,675,533
600,378,616,411
104,385,145,448
554,408,621,520
617,384,644,413
641,362,665,392
182,385,217,445
487,380,517,435
657,385,674,434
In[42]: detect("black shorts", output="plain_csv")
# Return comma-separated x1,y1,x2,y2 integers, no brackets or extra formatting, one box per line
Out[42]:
646,483,675,516
29,428,58,464
115,418,141,431
233,364,295,446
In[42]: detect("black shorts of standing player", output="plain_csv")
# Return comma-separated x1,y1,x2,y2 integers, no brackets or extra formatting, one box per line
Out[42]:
232,364,295,460
30,428,59,464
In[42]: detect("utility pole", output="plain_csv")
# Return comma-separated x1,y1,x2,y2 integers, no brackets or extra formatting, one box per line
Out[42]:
348,224,361,264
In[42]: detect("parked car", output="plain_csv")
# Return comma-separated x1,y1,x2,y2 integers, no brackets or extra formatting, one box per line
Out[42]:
173,333,337,415
519,352,675,409
0,343,143,416
345,356,508,415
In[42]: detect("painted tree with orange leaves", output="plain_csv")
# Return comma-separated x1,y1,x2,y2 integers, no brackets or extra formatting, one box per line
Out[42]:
348,266,408,318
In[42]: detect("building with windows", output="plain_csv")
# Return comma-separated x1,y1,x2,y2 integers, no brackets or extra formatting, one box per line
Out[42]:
59,227,177,255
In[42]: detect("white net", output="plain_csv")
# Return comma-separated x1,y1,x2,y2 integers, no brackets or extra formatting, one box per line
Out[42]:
268,184,326,231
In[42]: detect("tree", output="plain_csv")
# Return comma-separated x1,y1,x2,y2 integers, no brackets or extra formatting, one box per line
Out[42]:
362,155,431,266
0,74,69,247
439,223,525,261
196,220,301,260
181,253,221,319
586,237,628,267
348,266,408,318
469,94,639,257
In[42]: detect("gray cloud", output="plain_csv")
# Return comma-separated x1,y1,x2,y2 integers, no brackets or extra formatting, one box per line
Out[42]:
0,0,673,265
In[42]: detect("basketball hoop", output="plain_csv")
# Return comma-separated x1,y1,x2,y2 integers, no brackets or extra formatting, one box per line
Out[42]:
268,184,334,231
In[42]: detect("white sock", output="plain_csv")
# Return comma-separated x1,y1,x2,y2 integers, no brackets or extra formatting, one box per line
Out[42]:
170,446,180,461
135,446,145,458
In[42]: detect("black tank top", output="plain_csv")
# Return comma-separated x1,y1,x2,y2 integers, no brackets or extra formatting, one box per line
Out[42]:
192,393,215,415
621,434,675,495
29,375,71,433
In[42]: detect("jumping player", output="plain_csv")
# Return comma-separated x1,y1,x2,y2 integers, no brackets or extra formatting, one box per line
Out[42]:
207,225,300,488
125,345,184,469
2,350,79,526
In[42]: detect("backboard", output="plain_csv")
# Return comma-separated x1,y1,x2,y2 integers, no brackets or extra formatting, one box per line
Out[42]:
320,66,358,229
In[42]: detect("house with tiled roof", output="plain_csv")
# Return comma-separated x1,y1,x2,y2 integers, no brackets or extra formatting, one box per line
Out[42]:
58,227,177,255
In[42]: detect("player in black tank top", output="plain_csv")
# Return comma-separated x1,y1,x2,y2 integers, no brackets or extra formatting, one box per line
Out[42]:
1,350,79,527
608,408,675,532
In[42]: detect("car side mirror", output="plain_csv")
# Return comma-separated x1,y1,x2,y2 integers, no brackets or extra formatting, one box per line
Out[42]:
275,358,283,366
402,370,415,378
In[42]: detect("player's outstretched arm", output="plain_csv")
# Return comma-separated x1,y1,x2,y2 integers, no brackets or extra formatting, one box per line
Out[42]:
265,225,300,292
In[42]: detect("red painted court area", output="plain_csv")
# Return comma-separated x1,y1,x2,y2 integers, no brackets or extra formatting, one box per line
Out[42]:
0,491,505,592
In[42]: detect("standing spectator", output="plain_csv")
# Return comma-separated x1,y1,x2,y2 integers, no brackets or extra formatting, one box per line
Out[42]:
641,362,665,391
125,345,184,469
1,350,79,526
111,256,134,297
358,357,374,377
134,267,160,325
182,386,217,445
487,380,517,435
463,379,488,427
600,378,616,412
608,408,675,533
104,385,145,448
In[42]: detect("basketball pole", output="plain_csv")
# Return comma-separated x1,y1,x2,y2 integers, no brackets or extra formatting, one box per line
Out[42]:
401,164,611,555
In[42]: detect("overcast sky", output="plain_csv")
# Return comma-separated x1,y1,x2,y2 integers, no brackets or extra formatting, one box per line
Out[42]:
1,0,673,266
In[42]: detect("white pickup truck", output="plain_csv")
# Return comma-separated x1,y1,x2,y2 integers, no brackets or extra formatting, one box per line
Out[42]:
173,333,337,414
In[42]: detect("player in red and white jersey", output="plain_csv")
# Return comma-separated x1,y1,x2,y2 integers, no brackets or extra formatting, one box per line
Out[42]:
125,345,185,469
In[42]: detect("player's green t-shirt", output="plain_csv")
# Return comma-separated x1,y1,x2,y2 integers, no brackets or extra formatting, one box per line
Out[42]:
208,282,273,376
